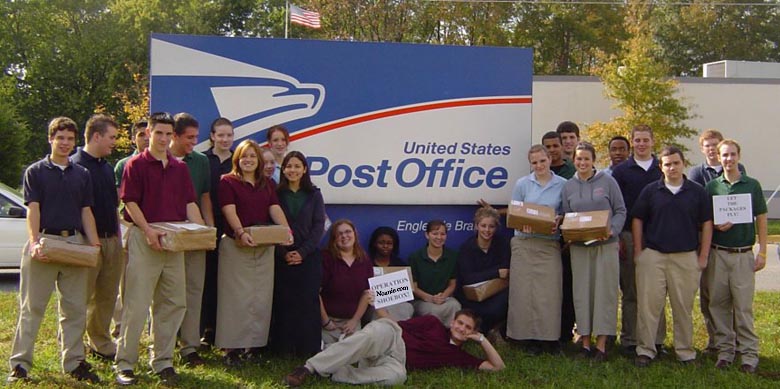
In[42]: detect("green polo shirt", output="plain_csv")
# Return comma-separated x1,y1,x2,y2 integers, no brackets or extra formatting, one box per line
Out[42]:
409,246,458,295
552,159,576,179
182,151,211,205
705,173,766,247
114,150,139,188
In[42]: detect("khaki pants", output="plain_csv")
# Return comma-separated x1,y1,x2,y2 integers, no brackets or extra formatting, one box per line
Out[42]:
306,318,406,386
635,249,699,361
115,226,186,373
707,249,759,367
412,298,461,328
570,243,619,336
180,250,205,356
620,231,666,347
322,317,363,348
86,235,123,356
9,234,89,373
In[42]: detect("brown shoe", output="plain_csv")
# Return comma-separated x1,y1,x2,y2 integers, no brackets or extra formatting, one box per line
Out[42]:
740,364,757,374
715,359,731,369
284,366,312,387
635,355,652,367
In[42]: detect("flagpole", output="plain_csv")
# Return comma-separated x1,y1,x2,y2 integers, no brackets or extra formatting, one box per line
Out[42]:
284,0,289,39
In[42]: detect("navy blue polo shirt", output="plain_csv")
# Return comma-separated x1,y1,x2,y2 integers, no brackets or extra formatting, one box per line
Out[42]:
72,147,119,236
205,148,233,219
23,156,94,232
611,156,662,230
632,178,712,253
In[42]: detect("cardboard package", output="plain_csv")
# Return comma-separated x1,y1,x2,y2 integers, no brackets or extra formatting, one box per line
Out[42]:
246,225,290,245
38,237,100,267
506,201,557,234
463,278,509,302
373,266,414,286
150,222,217,251
560,210,611,242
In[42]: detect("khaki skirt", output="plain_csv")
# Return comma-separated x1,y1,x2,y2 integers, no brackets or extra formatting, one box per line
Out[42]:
215,236,275,349
506,236,562,341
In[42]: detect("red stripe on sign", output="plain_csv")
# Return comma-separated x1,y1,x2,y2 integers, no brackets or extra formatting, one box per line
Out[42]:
289,97,532,142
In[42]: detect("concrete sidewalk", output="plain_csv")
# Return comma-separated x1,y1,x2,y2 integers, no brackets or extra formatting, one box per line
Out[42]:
755,243,780,291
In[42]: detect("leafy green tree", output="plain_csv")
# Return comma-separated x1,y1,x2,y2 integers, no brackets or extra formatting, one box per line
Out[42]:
655,1,780,76
0,77,31,186
510,3,627,75
586,2,696,165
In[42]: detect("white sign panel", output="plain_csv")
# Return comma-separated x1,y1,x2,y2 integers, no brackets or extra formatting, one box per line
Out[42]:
369,270,414,309
713,194,753,225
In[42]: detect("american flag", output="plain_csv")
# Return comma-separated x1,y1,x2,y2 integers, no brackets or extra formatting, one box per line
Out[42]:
289,4,321,29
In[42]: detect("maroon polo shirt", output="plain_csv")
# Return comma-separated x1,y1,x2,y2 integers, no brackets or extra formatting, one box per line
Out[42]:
399,315,483,370
218,174,279,237
320,250,373,319
120,149,197,223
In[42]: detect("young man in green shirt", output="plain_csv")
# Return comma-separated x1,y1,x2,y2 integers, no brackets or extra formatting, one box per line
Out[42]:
705,139,767,374
170,113,214,367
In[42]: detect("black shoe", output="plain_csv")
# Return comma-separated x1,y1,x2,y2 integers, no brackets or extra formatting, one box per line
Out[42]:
200,328,215,348
89,347,116,362
740,364,757,374
592,349,608,362
224,350,242,367
69,361,100,383
181,352,205,367
680,358,698,367
576,347,592,360
656,344,669,357
635,355,652,367
7,365,28,383
243,347,263,363
620,345,637,357
715,359,731,370
115,369,136,386
284,366,312,387
155,367,179,386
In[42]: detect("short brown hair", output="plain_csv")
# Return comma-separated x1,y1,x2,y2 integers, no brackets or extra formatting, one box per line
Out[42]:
658,145,685,165
698,129,724,145
631,124,654,140
48,117,78,138
174,112,199,135
717,139,741,155
454,309,482,330
85,114,118,142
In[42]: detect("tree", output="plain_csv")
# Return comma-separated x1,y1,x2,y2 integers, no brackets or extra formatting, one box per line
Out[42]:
510,3,628,75
586,1,696,166
0,77,31,186
655,0,780,76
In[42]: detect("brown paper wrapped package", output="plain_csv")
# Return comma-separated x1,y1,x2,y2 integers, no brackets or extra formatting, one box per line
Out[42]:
463,278,509,302
246,225,290,245
150,222,217,251
38,237,100,267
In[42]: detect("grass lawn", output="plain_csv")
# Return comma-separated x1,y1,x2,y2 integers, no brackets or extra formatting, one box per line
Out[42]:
1,291,779,388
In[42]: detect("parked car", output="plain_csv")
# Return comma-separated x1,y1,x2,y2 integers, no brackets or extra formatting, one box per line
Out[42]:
0,182,27,268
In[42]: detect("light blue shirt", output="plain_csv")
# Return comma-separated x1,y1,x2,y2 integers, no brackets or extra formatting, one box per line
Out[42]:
511,172,566,240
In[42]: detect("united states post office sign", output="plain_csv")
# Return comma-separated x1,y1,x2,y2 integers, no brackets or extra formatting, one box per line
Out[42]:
150,34,532,205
